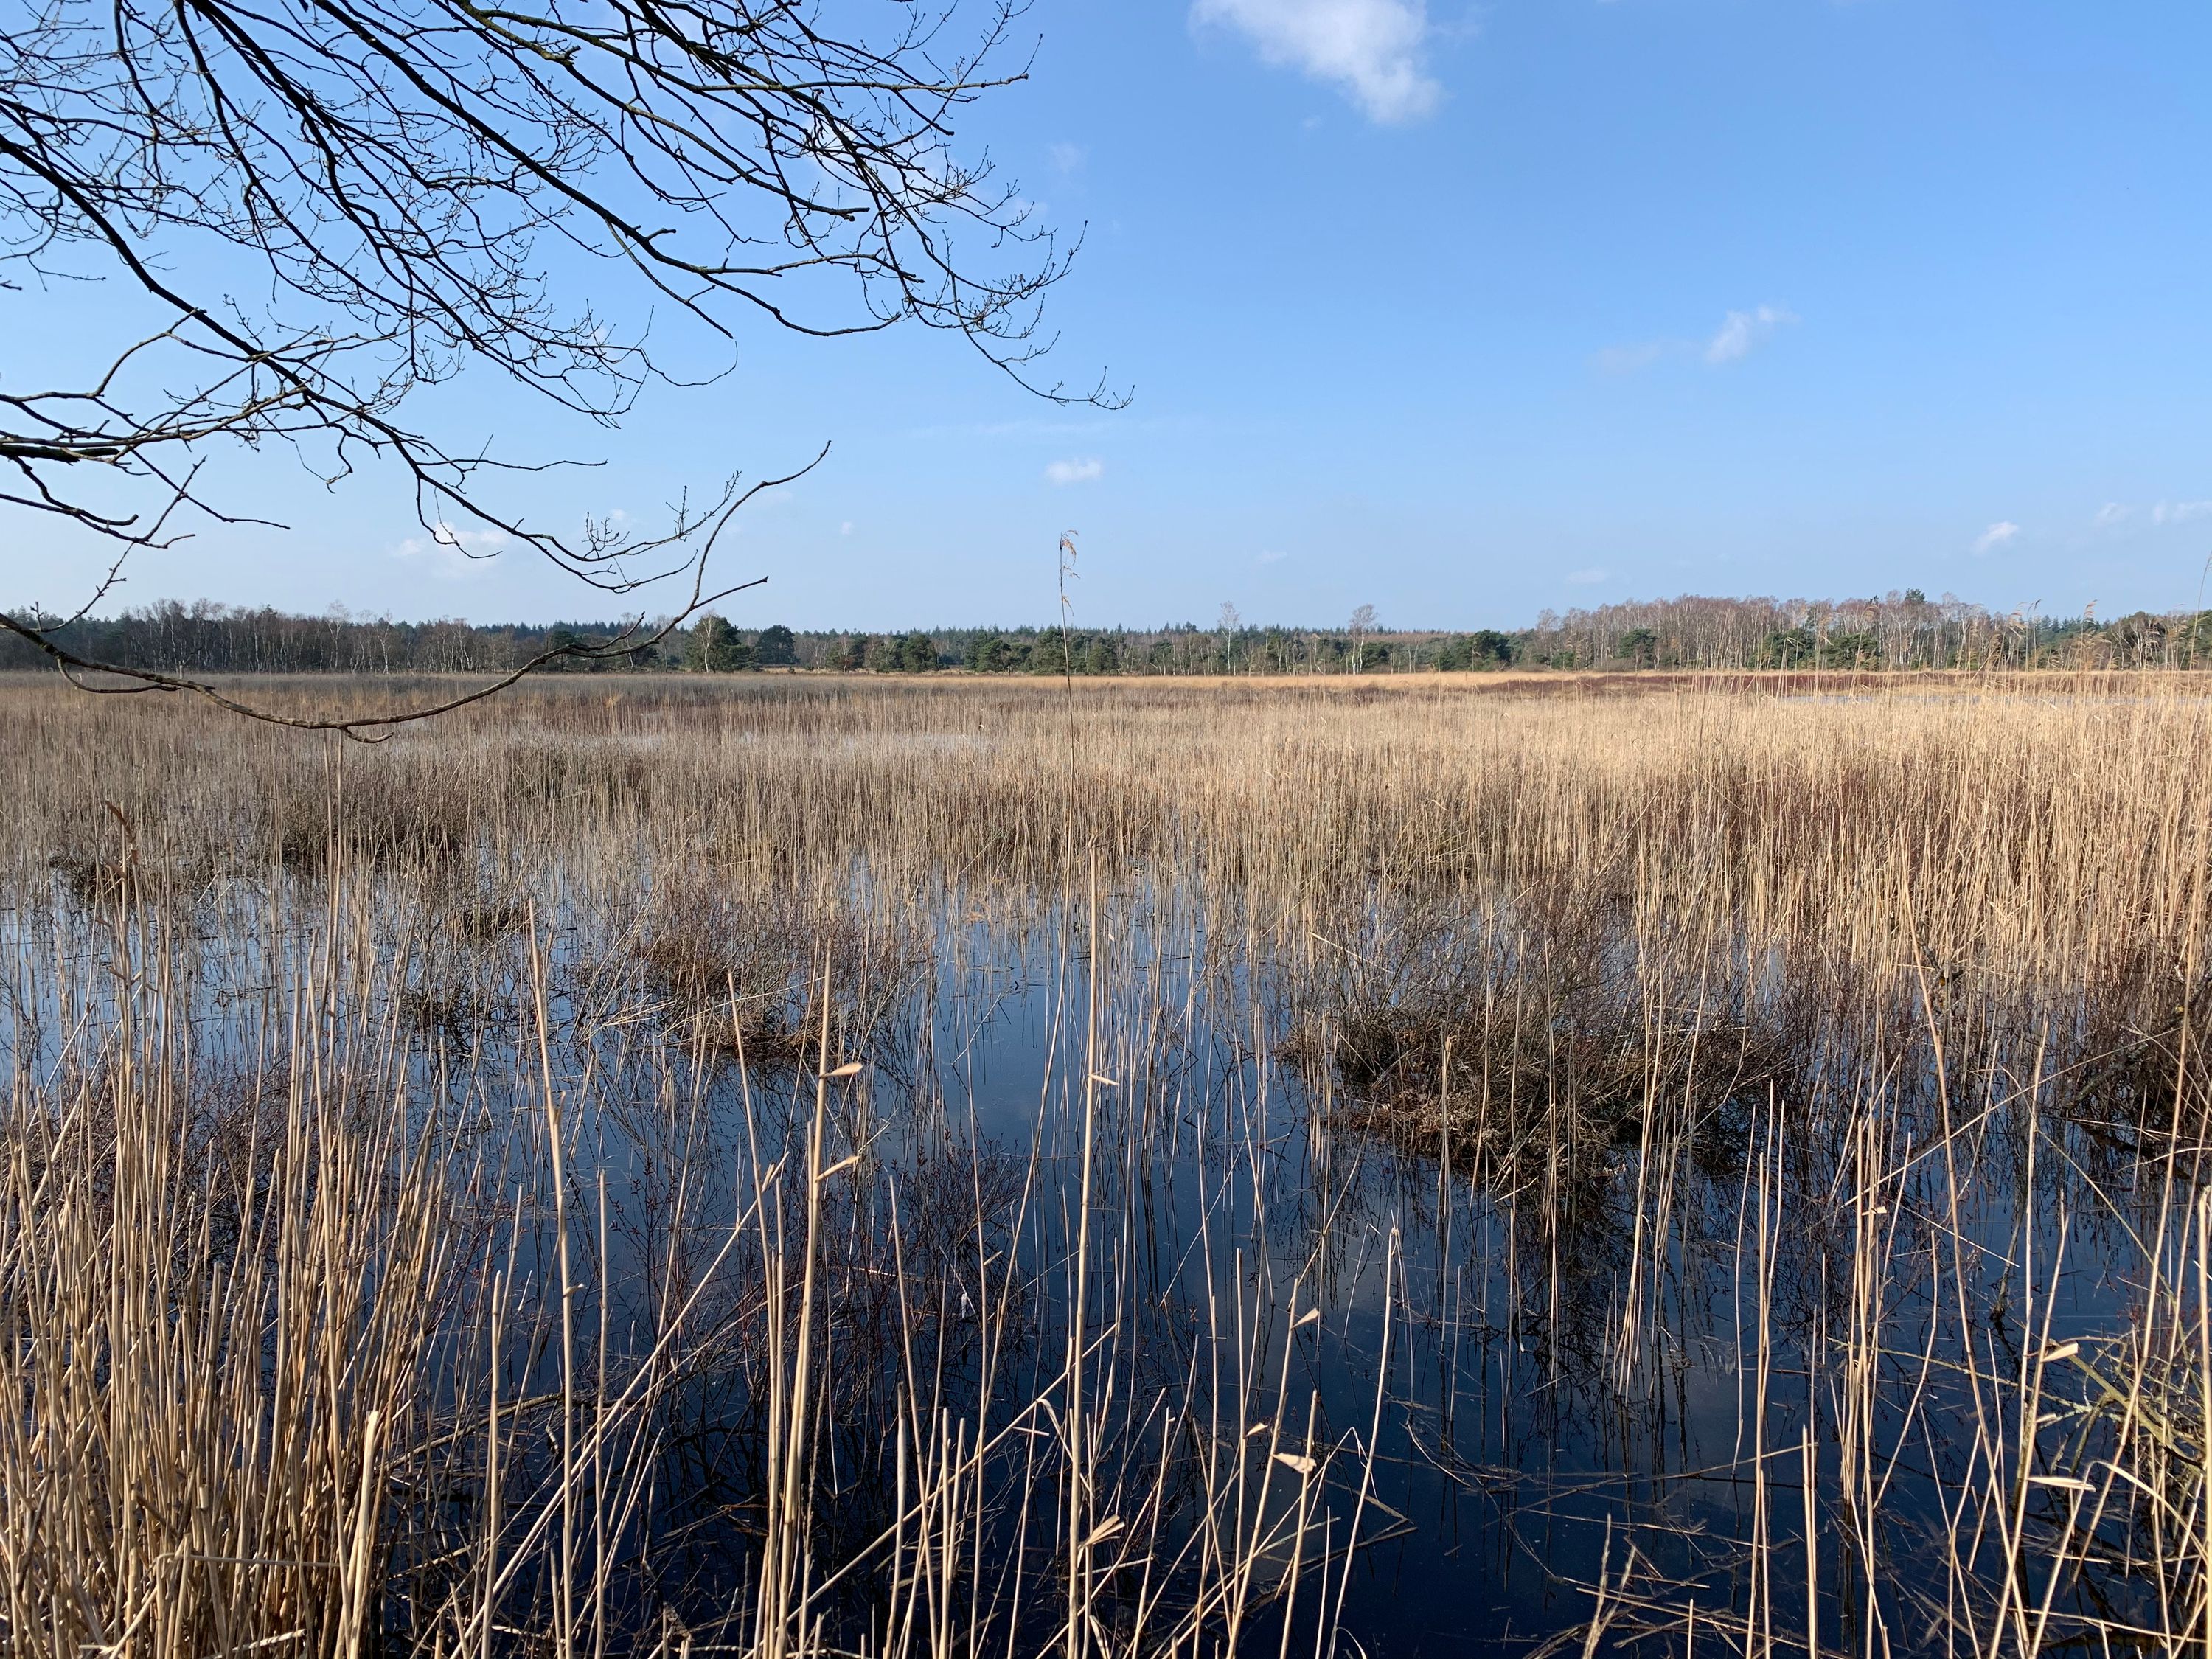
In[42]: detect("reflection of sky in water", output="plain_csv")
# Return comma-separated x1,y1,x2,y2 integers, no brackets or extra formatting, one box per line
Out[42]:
0,874,2163,1655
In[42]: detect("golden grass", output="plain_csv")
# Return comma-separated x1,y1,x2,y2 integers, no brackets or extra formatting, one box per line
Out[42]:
4,668,2212,1655
7,670,2211,985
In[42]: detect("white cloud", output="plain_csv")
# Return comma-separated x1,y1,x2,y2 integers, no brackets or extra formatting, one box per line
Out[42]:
1566,567,1607,586
1255,549,1288,566
1048,142,1086,175
2153,500,2212,525
1192,0,1441,124
1703,305,1798,365
2095,501,2132,529
840,520,855,535
1972,521,2020,555
1045,457,1105,486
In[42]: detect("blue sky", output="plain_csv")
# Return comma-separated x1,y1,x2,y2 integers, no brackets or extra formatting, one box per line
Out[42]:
15,0,2212,630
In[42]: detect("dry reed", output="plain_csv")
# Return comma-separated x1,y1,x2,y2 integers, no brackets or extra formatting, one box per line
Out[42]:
2,669,2211,1656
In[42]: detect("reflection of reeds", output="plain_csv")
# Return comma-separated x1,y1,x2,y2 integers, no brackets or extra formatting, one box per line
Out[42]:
5,669,2212,1654
0,836,1360,1655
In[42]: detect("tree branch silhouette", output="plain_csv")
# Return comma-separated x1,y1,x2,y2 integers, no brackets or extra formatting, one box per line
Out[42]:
1,0,1113,720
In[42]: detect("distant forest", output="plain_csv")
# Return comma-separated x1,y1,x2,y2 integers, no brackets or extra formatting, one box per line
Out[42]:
4,591,2205,676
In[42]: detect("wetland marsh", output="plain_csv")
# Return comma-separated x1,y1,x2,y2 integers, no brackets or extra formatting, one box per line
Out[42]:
4,672,2209,1658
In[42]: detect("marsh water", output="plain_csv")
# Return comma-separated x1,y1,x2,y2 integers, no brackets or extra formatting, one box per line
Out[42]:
7,860,2171,1658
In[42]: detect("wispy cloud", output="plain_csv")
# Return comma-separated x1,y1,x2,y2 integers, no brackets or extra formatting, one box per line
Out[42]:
2089,499,2212,531
1593,340,1669,375
1596,305,1798,373
1048,141,1086,175
1704,305,1798,365
1045,457,1105,486
1972,521,2020,555
1254,549,1289,566
1566,567,1607,586
1191,0,1441,124
393,522,507,579
839,521,855,536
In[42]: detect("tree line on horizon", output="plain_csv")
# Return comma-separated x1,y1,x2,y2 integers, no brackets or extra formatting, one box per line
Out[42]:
4,590,2205,678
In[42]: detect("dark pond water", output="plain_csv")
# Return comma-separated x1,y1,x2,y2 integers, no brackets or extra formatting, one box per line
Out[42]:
1,874,2171,1655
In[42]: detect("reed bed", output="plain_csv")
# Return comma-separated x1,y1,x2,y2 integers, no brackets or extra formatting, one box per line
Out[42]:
7,672,2207,1000
1,669,2210,1656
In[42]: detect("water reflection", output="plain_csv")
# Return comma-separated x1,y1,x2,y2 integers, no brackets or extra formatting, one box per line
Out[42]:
0,872,2179,1655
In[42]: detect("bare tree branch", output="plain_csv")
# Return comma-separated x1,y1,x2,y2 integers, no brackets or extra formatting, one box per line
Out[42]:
0,443,823,734
0,576,760,737
1,0,1111,714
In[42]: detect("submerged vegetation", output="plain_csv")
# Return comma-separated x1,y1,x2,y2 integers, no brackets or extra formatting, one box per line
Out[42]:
5,670,2212,1655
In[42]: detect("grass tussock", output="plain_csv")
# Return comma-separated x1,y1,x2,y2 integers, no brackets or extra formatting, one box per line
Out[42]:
631,874,928,1060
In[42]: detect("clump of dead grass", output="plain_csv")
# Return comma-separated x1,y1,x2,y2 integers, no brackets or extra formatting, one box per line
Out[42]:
633,872,928,1062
